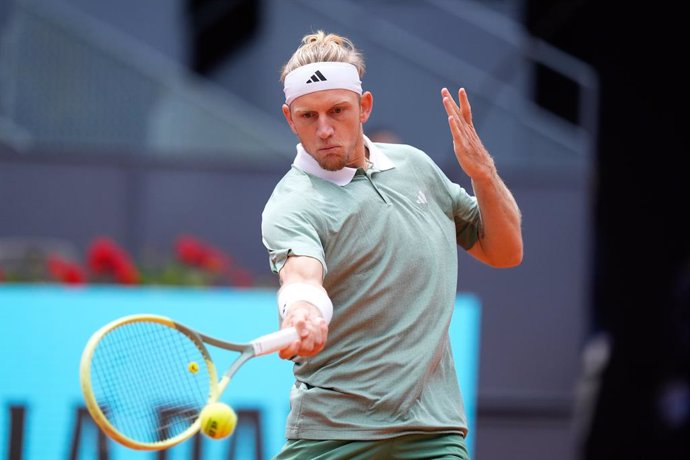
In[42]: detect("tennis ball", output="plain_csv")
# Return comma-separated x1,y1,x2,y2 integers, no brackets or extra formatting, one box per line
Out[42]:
199,402,237,440
188,361,199,374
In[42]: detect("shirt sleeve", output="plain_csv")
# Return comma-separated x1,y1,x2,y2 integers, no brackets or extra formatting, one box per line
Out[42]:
448,182,480,250
261,195,327,275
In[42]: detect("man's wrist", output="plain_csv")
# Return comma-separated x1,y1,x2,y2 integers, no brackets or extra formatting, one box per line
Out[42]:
277,282,333,324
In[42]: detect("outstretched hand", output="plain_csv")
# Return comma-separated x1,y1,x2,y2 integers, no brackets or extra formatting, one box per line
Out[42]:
441,87,496,182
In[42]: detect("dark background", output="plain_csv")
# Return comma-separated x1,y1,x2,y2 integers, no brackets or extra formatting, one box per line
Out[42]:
525,1,690,458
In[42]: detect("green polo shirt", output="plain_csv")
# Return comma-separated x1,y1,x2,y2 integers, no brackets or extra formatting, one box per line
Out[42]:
261,137,480,440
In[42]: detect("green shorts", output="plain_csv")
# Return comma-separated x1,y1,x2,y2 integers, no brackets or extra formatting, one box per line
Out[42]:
273,433,469,460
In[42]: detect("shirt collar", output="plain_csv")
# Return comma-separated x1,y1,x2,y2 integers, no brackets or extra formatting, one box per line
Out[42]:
292,135,395,186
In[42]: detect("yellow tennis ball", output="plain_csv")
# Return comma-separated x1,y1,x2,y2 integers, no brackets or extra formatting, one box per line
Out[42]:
199,402,237,440
188,361,199,374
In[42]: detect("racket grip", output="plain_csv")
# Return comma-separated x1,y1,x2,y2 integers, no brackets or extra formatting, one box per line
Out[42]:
251,327,299,356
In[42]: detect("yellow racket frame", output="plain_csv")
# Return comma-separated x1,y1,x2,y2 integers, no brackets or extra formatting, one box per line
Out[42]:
79,314,220,450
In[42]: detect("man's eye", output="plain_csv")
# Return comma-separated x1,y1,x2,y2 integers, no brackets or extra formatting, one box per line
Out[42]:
332,107,343,114
302,113,314,119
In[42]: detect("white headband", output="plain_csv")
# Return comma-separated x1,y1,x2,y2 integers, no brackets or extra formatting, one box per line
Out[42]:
284,62,362,105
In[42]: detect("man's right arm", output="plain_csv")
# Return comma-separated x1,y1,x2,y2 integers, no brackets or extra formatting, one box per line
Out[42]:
276,255,330,359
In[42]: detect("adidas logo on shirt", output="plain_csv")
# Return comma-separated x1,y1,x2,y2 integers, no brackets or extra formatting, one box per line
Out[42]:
416,190,428,205
306,70,327,84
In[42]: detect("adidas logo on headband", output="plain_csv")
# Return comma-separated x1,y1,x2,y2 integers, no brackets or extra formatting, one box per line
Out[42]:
284,62,362,105
306,70,327,84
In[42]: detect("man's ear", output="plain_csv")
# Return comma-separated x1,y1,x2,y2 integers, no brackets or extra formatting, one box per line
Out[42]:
282,104,298,134
360,91,373,124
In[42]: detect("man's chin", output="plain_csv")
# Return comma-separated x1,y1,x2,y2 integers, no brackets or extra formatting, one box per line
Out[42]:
319,158,347,171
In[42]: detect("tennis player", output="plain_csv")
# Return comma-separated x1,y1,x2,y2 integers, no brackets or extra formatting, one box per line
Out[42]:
261,30,523,460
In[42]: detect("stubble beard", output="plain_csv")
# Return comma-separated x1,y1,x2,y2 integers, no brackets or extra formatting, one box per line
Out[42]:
319,154,347,171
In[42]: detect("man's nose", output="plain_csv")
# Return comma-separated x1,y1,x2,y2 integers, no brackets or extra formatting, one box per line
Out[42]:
316,118,334,139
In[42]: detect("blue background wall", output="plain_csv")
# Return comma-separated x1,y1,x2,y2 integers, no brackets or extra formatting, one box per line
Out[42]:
0,286,481,459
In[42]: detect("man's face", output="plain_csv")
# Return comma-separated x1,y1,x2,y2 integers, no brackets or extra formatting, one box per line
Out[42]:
283,89,372,171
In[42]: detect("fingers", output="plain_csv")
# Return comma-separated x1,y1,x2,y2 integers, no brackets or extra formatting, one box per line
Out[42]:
278,303,328,359
441,87,462,121
278,341,300,360
446,117,463,151
441,87,472,125
294,316,328,356
442,91,469,148
278,322,327,358
457,88,473,124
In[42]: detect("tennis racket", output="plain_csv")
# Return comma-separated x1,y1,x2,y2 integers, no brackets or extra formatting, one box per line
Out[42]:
79,313,298,450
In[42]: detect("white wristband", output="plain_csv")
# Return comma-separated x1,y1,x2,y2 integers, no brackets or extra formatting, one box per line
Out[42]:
277,283,333,324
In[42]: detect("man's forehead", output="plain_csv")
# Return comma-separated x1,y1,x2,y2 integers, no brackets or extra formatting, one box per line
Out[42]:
290,89,359,111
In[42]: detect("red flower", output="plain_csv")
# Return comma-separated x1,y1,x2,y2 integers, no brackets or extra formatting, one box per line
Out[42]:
87,237,140,285
174,234,254,286
201,247,231,274
88,237,121,274
175,235,206,266
175,235,231,273
47,253,86,285
228,266,254,287
113,260,140,285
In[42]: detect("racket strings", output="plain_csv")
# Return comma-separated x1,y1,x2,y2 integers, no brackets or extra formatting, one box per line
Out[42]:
89,321,212,444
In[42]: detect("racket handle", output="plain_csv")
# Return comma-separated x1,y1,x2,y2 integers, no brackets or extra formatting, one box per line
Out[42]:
251,327,299,356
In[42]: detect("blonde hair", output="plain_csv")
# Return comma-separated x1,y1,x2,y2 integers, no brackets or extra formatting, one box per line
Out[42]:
280,30,365,82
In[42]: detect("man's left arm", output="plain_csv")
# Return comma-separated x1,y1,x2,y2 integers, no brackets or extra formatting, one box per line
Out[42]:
442,87,523,268
468,171,523,267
